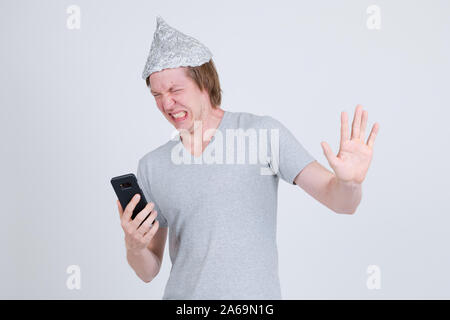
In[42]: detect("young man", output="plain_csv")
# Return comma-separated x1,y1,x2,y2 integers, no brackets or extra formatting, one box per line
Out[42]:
116,16,380,300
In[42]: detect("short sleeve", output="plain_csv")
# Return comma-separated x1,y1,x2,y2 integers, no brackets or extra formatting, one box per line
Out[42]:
263,116,316,185
136,159,168,228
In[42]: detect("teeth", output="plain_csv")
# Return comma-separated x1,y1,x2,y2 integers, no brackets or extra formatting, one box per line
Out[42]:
172,111,186,118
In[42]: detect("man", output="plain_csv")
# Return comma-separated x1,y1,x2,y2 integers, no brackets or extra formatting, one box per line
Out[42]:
116,16,380,300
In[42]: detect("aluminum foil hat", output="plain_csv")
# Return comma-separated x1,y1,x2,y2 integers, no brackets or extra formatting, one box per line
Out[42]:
142,16,213,81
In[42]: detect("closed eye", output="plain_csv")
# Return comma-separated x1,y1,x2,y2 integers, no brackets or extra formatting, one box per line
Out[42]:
152,88,182,96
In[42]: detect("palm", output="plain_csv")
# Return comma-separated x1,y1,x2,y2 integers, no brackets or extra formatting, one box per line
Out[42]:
321,105,380,184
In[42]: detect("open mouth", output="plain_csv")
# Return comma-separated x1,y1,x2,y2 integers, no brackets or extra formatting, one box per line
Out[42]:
171,111,188,122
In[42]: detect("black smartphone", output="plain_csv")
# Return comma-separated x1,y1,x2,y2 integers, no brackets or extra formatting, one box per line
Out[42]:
111,173,150,221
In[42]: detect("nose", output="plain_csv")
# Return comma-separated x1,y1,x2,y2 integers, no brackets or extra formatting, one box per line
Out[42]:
161,93,175,112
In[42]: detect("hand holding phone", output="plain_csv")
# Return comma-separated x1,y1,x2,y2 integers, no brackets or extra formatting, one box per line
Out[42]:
116,194,159,253
111,174,160,253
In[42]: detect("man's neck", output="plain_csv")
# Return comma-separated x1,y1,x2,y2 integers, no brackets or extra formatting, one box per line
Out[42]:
180,107,224,153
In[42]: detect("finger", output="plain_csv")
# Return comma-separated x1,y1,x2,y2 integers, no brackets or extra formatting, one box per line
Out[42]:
360,110,368,142
143,219,159,242
131,202,155,230
137,210,157,236
367,122,380,149
123,194,141,223
117,200,123,218
340,111,350,149
321,141,337,167
351,105,363,140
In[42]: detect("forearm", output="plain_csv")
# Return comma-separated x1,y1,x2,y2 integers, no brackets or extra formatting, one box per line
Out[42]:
326,175,362,214
126,248,161,283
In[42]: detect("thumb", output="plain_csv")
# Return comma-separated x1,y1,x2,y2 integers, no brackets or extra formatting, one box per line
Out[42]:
321,141,336,167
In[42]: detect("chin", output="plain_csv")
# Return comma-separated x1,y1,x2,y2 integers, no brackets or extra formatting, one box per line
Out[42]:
174,120,192,132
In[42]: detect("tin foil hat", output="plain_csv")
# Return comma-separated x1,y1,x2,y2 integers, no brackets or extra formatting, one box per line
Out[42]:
142,16,213,81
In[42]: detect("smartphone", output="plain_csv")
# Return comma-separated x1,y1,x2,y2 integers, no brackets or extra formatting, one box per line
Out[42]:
111,173,151,221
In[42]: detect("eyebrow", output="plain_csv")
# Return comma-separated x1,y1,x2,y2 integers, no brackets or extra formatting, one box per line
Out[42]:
151,85,182,94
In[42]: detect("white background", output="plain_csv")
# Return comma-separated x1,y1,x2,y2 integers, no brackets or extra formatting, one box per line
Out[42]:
1,0,449,299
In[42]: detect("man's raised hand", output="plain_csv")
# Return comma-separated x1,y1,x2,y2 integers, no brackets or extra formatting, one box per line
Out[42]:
320,104,380,184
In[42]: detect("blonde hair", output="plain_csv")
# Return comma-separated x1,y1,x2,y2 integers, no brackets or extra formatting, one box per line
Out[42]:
146,59,222,108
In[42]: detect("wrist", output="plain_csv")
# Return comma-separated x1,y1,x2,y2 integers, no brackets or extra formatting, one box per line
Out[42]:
126,247,148,257
335,176,361,188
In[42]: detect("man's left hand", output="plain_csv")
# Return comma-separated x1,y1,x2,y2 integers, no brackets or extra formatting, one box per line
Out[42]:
321,104,380,185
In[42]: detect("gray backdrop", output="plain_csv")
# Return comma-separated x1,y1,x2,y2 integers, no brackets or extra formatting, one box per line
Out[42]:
1,0,449,299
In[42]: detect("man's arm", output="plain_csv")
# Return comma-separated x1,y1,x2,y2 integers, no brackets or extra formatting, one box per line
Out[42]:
127,247,161,283
126,226,168,283
294,160,362,214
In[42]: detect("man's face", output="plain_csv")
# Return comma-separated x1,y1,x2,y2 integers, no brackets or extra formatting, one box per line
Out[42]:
149,67,208,133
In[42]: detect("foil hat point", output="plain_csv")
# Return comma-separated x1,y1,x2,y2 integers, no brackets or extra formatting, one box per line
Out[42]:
155,15,166,29
142,16,213,81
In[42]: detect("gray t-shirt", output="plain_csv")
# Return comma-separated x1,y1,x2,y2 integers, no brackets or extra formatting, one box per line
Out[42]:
136,110,316,299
